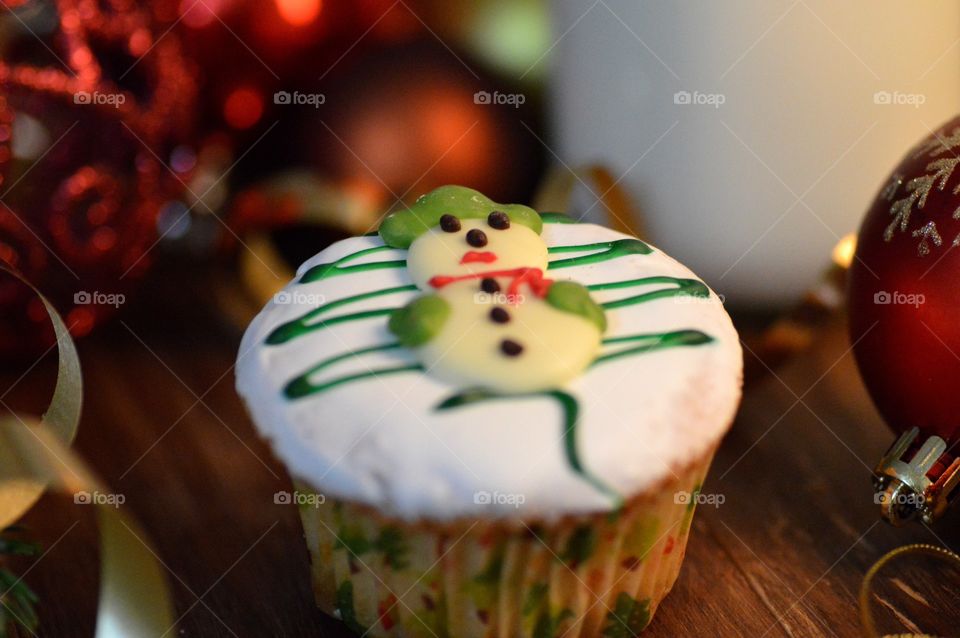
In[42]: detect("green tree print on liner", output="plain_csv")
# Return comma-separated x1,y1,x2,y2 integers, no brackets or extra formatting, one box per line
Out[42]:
533,608,575,638
602,593,652,637
333,524,410,570
560,525,597,568
522,582,549,617
335,581,367,634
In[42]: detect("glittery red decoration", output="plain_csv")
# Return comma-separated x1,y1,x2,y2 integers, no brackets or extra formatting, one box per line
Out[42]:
849,114,960,445
0,0,197,357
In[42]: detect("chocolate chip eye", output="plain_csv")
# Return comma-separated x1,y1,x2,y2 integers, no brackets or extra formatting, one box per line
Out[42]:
488,211,510,230
439,214,461,232
500,339,523,356
466,229,488,247
480,278,500,293
490,307,510,324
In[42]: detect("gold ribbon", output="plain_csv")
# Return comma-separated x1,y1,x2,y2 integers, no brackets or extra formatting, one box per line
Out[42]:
532,164,648,240
0,266,81,529
860,543,960,638
0,265,176,636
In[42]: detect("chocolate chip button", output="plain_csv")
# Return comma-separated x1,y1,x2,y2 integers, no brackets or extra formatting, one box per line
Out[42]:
466,228,488,247
480,277,500,293
439,214,461,232
500,339,523,356
490,307,510,324
487,211,510,230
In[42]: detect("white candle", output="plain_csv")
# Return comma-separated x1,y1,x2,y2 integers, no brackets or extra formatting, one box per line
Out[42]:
550,0,960,305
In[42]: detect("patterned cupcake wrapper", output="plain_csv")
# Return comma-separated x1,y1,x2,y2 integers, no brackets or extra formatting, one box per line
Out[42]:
297,449,714,638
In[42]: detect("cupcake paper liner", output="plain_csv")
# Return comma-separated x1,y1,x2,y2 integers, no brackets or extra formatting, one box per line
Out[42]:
297,448,714,638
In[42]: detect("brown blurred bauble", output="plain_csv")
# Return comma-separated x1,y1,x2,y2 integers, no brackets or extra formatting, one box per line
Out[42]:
849,114,960,445
308,42,542,211
0,0,196,357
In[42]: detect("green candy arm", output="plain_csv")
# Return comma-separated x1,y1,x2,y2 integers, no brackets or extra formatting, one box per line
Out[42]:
379,185,542,248
545,281,607,332
387,295,451,347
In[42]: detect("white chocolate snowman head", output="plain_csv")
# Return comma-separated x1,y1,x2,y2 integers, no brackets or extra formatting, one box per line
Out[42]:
379,185,546,289
405,216,548,289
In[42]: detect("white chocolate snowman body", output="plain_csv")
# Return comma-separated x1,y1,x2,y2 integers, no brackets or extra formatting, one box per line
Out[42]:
396,216,603,394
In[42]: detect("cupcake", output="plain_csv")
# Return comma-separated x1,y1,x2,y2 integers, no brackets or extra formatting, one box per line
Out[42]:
236,185,742,637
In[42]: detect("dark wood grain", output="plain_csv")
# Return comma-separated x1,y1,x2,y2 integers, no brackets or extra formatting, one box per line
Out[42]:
3,264,959,638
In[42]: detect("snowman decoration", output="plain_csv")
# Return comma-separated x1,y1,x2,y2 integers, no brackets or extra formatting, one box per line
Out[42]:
379,186,606,394
263,185,718,501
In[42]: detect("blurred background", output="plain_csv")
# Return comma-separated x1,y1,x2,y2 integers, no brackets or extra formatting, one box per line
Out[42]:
3,2,960,637
2,0,959,357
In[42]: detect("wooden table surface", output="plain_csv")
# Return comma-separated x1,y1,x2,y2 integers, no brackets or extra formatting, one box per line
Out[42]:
3,263,959,638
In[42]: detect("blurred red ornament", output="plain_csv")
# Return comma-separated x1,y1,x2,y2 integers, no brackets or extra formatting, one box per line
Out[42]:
849,114,960,444
849,114,960,524
309,42,541,211
178,0,419,135
0,0,197,357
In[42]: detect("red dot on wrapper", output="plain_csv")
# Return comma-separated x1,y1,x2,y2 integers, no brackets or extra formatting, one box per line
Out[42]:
68,307,95,336
223,87,264,130
92,227,117,251
275,0,321,26
129,28,152,56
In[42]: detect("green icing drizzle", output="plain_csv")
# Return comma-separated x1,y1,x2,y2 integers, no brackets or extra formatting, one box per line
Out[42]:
299,244,405,283
282,341,401,395
267,307,396,345
436,389,623,507
539,211,578,224
594,330,714,367
588,276,709,308
550,390,623,508
285,362,422,399
266,285,415,344
547,239,651,270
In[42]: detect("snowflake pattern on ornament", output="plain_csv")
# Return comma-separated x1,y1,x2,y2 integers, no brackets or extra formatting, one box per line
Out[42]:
885,126,960,255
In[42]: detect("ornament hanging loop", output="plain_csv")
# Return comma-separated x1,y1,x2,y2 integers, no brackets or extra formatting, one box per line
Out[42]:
873,428,960,525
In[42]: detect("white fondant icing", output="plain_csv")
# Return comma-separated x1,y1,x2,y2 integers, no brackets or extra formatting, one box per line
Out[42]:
236,222,743,522
415,279,602,394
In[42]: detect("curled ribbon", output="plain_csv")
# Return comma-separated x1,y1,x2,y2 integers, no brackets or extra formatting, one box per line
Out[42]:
532,164,648,239
860,542,960,638
0,265,176,636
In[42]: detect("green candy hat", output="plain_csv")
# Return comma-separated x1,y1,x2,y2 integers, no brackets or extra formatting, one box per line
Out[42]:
378,185,543,249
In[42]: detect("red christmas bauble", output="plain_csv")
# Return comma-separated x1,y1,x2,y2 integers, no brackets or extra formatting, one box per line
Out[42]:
0,0,196,357
849,114,960,445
